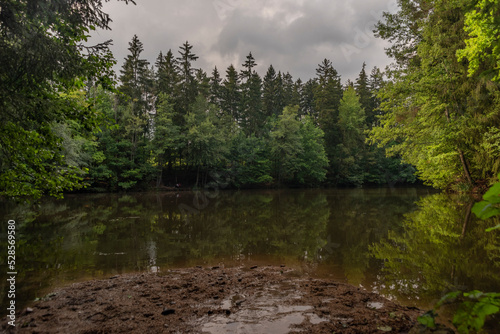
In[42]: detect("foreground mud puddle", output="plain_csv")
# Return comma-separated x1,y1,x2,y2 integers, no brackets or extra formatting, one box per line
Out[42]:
3,266,428,333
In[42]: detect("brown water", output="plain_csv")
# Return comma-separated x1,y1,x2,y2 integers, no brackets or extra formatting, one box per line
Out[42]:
1,188,499,322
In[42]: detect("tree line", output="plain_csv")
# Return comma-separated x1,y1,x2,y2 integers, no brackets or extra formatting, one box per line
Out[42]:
74,35,415,192
3,0,500,199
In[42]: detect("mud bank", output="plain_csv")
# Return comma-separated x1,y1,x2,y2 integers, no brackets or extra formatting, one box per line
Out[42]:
3,266,451,333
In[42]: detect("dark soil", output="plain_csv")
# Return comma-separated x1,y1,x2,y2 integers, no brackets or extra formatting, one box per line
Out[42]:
2,266,452,333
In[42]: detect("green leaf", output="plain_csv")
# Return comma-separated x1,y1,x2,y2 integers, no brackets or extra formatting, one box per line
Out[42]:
417,310,437,329
472,202,500,220
436,291,462,307
486,224,500,232
483,182,500,204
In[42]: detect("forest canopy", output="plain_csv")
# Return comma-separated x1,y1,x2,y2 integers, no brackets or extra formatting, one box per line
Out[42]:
2,0,500,199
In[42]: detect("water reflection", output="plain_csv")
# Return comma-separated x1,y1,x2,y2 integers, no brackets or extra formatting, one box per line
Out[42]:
2,188,499,315
369,193,500,309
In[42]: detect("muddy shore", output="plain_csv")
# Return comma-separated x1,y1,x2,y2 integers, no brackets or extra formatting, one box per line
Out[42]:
3,266,452,333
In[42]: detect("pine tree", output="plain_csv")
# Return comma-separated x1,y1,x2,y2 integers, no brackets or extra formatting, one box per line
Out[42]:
155,49,178,98
222,64,241,122
354,62,374,128
245,71,264,135
314,59,342,127
282,72,295,107
196,68,210,98
368,66,384,127
313,59,343,184
241,52,257,83
210,66,223,109
119,35,151,110
300,79,317,118
263,65,279,117
175,41,199,125
291,78,302,109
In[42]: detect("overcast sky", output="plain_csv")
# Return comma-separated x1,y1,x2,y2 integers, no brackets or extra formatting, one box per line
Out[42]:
90,0,399,83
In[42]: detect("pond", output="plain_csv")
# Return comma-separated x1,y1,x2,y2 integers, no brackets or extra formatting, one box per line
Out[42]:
1,187,500,322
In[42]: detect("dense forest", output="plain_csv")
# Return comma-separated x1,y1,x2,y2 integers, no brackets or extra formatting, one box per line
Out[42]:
1,0,500,199
83,38,416,192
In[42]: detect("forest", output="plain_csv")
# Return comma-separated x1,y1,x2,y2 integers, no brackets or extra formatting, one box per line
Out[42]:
1,0,500,199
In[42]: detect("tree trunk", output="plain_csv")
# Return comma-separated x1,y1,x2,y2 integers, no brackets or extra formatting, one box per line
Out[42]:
458,149,474,186
461,200,474,240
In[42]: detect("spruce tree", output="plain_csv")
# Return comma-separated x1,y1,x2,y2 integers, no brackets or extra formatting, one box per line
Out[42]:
119,35,151,111
175,41,199,125
210,66,223,109
241,52,257,83
263,64,278,117
354,62,374,128
155,49,178,98
222,64,241,122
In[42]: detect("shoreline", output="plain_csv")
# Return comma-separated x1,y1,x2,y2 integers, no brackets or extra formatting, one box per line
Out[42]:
2,265,452,333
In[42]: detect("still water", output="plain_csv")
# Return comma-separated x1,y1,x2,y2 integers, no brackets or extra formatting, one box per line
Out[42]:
1,188,500,316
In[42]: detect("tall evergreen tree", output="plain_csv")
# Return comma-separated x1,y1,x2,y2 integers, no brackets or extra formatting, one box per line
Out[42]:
209,66,223,109
263,64,279,117
175,41,199,125
313,59,343,183
240,52,260,132
222,64,241,122
291,78,302,109
368,66,384,127
299,79,317,119
282,72,295,107
195,68,210,98
241,52,257,83
354,62,374,128
275,71,286,114
155,49,178,98
314,59,342,127
244,71,264,135
119,35,151,111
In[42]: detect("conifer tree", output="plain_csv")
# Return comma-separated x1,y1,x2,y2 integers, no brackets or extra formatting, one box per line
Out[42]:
244,71,264,135
299,79,317,118
241,52,257,83
313,59,343,183
354,62,374,128
222,64,241,122
263,65,282,117
155,49,178,98
282,72,295,107
314,59,342,127
119,35,151,111
210,66,223,109
175,41,199,125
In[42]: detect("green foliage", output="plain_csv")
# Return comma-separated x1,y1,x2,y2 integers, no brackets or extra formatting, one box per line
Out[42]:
432,290,500,334
414,177,500,332
0,0,135,199
457,0,500,81
472,175,500,225
369,0,500,190
1,2,420,197
417,310,437,329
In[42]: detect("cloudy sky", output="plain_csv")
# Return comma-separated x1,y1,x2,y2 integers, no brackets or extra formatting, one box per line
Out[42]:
90,0,399,83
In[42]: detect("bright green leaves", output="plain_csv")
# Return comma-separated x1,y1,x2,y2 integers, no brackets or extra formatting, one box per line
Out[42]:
457,0,500,81
417,310,438,329
269,106,328,185
430,290,500,334
472,175,500,229
0,122,84,199
370,0,500,190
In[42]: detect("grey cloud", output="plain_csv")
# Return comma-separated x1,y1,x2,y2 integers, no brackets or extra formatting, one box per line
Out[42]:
91,0,395,82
